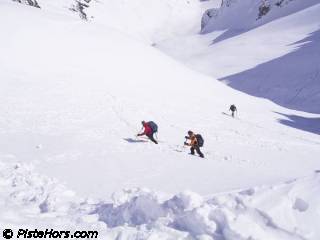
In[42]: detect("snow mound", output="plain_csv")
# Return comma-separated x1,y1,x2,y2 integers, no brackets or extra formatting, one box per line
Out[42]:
6,160,316,240
1,158,319,239
0,160,76,213
84,173,320,239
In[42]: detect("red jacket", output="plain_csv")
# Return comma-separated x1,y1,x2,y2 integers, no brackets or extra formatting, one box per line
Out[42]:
142,122,153,135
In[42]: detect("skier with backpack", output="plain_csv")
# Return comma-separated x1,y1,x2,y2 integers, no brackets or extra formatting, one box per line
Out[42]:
137,120,158,144
229,104,237,118
184,130,204,158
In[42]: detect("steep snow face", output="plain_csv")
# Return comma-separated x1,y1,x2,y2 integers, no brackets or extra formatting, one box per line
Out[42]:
158,1,320,114
9,0,204,43
11,0,320,114
201,0,320,34
202,1,320,114
1,0,320,199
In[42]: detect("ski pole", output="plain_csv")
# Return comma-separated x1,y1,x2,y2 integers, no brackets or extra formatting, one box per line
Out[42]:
155,132,158,140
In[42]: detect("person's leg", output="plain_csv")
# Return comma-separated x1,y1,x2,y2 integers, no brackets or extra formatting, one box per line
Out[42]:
147,134,158,144
190,147,195,155
232,111,234,117
195,145,204,158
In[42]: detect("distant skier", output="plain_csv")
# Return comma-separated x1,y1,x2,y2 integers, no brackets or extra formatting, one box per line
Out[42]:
184,130,204,158
137,121,158,144
229,104,237,118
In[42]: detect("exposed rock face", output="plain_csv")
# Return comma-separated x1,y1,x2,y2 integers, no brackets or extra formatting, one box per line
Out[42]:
258,2,271,19
69,0,91,20
12,0,40,8
201,8,219,30
12,0,93,20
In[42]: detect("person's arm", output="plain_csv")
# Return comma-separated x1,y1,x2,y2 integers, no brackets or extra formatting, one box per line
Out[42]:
184,136,191,146
137,128,146,136
185,137,196,146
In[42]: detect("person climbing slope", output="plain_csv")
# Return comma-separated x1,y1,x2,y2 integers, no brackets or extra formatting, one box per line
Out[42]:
229,104,237,118
184,130,204,158
137,121,158,144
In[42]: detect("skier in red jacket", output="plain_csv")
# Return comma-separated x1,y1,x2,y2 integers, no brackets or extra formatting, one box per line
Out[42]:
137,121,158,144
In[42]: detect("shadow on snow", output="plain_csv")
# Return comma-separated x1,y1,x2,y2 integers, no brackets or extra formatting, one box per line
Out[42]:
206,2,320,44
274,111,320,135
123,138,147,143
219,30,320,114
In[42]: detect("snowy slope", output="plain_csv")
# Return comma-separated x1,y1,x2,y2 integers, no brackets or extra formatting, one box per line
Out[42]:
158,1,320,114
86,0,202,43
1,1,320,239
2,0,320,198
10,0,204,44
201,0,320,35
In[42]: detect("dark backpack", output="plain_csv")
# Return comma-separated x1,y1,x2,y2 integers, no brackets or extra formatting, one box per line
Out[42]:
147,121,158,133
196,134,204,147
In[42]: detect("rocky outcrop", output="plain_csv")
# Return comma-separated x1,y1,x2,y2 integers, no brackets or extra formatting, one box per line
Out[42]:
12,0,40,8
69,0,91,20
12,0,93,20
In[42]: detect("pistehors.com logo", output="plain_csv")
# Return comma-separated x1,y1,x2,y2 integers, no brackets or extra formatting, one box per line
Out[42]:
2,228,98,239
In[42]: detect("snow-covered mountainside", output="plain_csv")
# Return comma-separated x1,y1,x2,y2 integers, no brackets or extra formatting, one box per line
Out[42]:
158,0,320,114
11,0,203,43
201,0,320,34
1,0,320,239
200,0,320,114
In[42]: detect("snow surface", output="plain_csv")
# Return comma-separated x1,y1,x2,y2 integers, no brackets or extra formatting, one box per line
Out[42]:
157,0,320,113
1,159,320,239
1,0,320,239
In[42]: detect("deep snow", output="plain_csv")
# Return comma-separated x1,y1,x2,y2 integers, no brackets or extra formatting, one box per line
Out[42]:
1,159,320,239
1,0,320,239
